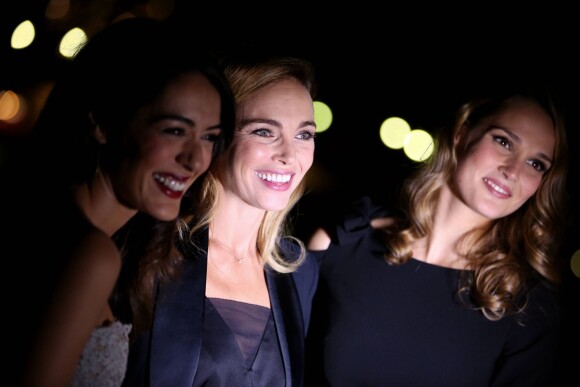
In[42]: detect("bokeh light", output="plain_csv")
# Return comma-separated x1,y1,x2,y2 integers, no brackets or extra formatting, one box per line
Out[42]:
59,27,88,59
0,91,21,122
45,0,71,19
314,101,332,133
403,129,433,162
380,116,411,149
571,249,580,278
11,20,35,50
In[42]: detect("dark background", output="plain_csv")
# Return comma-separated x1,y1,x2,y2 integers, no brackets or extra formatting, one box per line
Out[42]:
2,1,578,384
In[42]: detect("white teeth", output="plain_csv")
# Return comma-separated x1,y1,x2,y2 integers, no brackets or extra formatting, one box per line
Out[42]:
154,173,186,192
483,178,509,195
255,171,291,183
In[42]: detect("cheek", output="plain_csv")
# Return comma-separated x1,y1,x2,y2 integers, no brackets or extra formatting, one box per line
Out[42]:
137,136,170,161
299,146,315,170
234,143,264,162
139,144,170,167
520,174,543,201
198,145,214,170
452,157,471,185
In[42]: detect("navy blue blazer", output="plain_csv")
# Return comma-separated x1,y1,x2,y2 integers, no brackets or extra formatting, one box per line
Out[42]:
122,228,319,387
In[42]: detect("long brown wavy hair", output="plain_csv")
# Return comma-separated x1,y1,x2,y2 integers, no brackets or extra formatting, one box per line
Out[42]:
380,90,569,321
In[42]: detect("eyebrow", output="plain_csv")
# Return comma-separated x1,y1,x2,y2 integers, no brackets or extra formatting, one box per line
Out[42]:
239,117,317,129
494,126,553,164
150,113,222,130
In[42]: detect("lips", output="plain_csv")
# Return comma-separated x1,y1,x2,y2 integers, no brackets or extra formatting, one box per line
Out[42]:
154,172,188,199
255,171,294,191
483,177,512,198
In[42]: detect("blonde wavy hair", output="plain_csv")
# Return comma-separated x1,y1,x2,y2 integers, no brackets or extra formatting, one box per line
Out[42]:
179,54,317,274
380,91,569,321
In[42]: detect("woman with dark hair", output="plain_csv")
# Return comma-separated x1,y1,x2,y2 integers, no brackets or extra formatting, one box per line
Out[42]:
12,16,235,387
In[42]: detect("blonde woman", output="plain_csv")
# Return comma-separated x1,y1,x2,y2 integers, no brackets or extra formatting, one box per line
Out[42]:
123,52,319,387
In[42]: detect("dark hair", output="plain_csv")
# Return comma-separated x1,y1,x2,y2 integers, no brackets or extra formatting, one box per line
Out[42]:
29,17,236,333
33,17,235,186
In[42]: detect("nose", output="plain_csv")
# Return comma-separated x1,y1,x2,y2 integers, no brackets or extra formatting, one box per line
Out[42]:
273,138,296,165
498,159,521,181
177,139,208,173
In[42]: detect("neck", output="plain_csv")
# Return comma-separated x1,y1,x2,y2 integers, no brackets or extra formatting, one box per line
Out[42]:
209,237,252,263
74,173,137,236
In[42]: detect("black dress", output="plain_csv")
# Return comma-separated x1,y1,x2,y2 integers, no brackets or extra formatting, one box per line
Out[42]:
305,196,561,387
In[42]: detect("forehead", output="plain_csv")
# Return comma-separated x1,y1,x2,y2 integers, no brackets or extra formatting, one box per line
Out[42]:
237,78,313,116
483,98,556,157
156,72,217,103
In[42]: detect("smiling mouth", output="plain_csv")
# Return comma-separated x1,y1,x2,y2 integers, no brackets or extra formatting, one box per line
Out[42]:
483,177,511,197
154,173,186,192
255,172,292,183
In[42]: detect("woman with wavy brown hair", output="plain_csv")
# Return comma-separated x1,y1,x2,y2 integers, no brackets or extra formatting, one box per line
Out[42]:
306,88,569,386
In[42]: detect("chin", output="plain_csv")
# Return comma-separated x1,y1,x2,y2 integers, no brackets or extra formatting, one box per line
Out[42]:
260,198,290,212
149,206,179,222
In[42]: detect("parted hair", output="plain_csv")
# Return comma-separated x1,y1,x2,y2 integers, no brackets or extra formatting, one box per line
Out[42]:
380,90,569,321
34,16,235,186
180,53,318,274
76,17,238,334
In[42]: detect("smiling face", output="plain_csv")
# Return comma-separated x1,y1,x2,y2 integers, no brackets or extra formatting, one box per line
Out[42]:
216,77,316,211
452,96,555,221
108,71,222,221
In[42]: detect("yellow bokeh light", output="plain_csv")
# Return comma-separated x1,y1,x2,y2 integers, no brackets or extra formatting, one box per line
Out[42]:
380,117,411,149
46,0,71,19
403,129,433,162
59,27,88,59
0,91,21,121
11,20,35,49
313,101,332,133
571,250,580,278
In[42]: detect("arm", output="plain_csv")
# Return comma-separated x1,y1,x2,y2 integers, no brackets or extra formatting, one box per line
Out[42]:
22,232,121,387
307,227,331,251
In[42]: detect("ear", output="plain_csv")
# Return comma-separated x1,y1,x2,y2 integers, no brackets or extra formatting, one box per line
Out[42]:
89,112,107,144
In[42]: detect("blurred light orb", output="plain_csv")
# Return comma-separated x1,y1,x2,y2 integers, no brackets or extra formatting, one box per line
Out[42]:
11,20,35,49
380,116,411,149
45,0,71,19
0,90,21,121
571,249,580,278
314,101,332,133
403,129,433,162
59,27,88,59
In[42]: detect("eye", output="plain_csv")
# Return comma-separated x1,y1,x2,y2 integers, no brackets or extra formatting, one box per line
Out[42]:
527,159,549,173
252,128,274,137
493,135,511,149
202,132,220,143
163,127,186,136
296,130,316,141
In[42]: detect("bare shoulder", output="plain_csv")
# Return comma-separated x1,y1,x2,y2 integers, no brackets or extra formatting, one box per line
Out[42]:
307,227,331,251
65,228,122,291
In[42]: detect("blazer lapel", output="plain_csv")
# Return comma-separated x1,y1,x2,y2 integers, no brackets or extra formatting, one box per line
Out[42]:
149,230,208,387
267,269,305,387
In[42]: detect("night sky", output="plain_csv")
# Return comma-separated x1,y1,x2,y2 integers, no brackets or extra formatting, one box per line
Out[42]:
2,1,579,384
